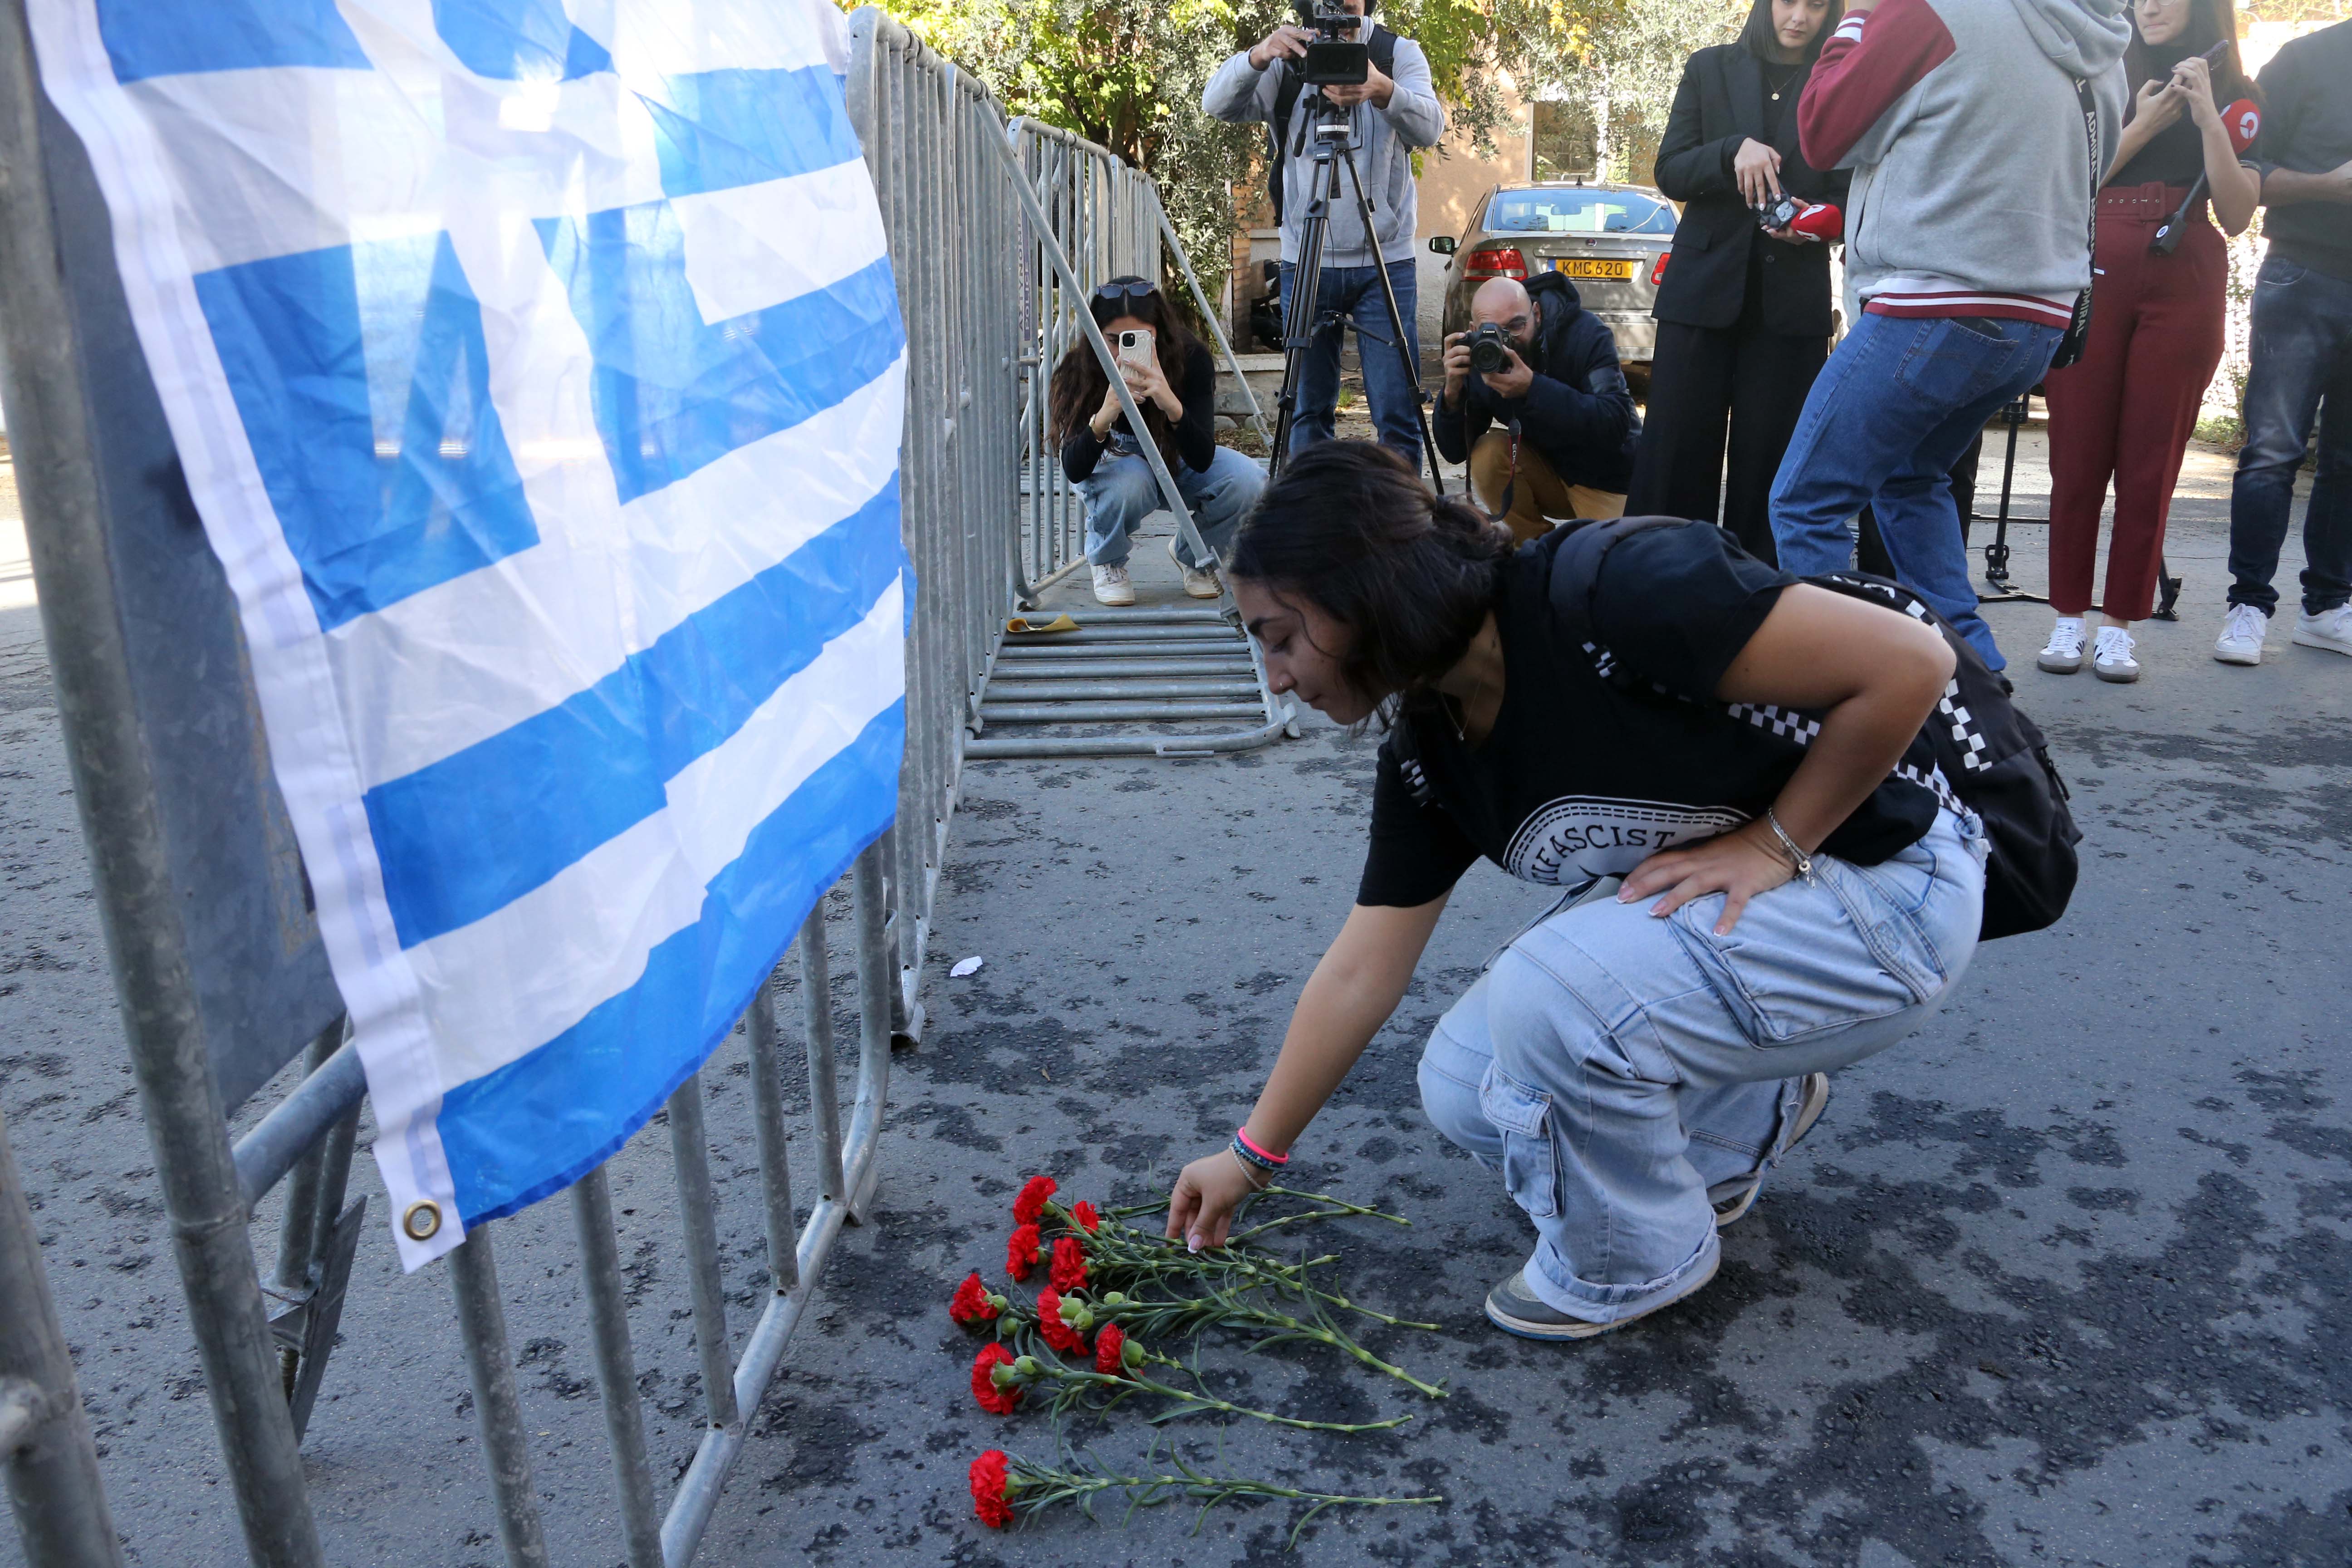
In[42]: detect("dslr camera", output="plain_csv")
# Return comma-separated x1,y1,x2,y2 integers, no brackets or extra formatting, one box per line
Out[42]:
1465,321,1516,375
1293,0,1370,86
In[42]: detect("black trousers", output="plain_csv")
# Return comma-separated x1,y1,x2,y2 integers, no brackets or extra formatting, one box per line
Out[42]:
1628,316,1827,564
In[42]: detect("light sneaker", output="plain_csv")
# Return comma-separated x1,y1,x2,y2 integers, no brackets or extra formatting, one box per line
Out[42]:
2036,616,2087,674
1483,1250,1720,1342
1169,536,1220,599
1089,564,1135,607
2291,604,2352,657
1711,1072,1831,1227
2092,625,2141,683
2214,603,2267,666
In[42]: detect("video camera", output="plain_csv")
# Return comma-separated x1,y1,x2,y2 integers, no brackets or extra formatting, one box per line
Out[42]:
1292,0,1370,86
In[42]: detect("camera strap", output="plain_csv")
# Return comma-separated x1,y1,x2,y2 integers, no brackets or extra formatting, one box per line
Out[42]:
2048,74,2101,372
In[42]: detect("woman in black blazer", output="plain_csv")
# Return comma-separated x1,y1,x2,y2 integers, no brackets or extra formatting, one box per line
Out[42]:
1627,0,1847,564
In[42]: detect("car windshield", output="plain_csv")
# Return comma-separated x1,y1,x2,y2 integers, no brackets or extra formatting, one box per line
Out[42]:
1483,188,1673,236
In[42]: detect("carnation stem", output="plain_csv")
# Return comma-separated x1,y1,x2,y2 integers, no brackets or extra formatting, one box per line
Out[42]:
998,1445,1441,1545
1039,1358,1409,1432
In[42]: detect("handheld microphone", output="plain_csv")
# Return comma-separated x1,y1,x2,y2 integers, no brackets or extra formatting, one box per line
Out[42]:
1787,202,1844,240
2151,100,2260,255
2222,98,2260,155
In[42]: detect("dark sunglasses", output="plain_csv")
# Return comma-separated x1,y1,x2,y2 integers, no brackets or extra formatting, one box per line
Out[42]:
1092,277,1158,310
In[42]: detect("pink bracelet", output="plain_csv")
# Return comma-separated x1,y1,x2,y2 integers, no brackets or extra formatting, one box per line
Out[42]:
1234,1126,1289,1166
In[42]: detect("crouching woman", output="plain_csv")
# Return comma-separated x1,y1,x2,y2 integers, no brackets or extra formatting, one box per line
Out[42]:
1166,441,1986,1339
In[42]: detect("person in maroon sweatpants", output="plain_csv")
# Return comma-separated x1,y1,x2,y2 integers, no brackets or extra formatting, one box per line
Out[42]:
2037,0,2261,683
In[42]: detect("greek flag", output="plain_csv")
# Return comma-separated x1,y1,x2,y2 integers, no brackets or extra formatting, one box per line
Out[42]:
34,0,909,1267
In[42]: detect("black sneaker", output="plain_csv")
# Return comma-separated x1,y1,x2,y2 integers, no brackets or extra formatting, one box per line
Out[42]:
1710,1072,1831,1227
1483,1251,1721,1341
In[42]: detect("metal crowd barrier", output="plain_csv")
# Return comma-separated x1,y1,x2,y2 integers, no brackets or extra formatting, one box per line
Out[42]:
968,109,1292,760
0,9,1294,1567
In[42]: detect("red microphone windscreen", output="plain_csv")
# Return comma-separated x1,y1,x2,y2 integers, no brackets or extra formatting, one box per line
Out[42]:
2224,99,2260,155
1788,202,1844,240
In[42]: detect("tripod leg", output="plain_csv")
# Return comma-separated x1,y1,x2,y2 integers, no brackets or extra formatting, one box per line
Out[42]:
1984,396,2024,589
1339,145,1444,495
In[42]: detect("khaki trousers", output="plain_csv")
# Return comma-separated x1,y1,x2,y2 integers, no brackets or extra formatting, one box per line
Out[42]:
1469,429,1626,543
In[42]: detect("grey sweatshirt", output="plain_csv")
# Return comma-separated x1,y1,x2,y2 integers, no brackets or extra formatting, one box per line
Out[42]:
1201,27,1446,269
1799,0,2130,314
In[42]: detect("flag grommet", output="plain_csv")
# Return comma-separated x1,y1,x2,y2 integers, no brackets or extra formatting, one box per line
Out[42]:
402,1201,443,1242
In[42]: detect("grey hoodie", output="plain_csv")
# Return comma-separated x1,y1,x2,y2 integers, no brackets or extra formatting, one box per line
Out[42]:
1801,0,2131,309
1201,26,1446,269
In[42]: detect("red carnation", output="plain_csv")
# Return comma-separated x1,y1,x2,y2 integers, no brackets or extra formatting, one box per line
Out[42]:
1035,1287,1089,1356
1049,1235,1088,1292
1071,1200,1101,1232
1006,1223,1043,1281
970,1449,1014,1529
950,1272,998,1328
1012,1176,1058,1226
971,1343,1021,1416
1093,1322,1127,1376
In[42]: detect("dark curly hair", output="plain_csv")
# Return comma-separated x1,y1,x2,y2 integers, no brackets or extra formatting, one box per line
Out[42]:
1225,442,1512,724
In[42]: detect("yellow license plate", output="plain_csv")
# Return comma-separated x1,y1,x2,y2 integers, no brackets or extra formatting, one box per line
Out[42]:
1553,258,1636,280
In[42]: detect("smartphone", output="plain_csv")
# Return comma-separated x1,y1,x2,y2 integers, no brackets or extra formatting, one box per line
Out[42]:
1116,328,1154,371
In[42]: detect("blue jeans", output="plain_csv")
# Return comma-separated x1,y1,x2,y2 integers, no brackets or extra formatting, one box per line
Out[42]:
1076,443,1264,568
1276,259,1423,460
2226,253,2352,617
1418,809,1984,1326
1770,312,2063,670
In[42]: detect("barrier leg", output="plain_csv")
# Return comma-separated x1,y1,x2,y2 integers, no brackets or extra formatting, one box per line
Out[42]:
571,1169,663,1568
446,1225,550,1568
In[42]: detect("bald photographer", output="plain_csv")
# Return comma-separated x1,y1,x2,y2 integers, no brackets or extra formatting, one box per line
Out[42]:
1433,275,1641,541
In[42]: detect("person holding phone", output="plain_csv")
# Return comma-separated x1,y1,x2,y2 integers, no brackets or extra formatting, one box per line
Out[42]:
1050,277,1265,606
1627,0,1848,564
2037,0,2260,683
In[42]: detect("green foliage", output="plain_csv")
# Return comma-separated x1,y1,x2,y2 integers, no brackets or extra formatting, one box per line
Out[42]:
840,0,1743,292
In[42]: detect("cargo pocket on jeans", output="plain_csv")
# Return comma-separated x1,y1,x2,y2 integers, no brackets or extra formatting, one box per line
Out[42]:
1479,1066,1561,1219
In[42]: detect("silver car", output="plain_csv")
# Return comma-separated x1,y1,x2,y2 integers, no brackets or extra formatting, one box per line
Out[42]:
1431,181,1676,378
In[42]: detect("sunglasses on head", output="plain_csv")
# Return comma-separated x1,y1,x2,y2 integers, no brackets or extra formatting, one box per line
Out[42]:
1092,277,1157,310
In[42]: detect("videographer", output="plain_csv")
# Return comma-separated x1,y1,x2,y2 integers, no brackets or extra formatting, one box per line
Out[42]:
1204,0,1446,464
1431,276,1638,541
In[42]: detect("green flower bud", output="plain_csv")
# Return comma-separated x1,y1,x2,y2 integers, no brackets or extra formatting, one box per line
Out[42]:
990,1362,1020,1389
1120,1339,1146,1371
1013,1356,1041,1377
1103,1291,1127,1306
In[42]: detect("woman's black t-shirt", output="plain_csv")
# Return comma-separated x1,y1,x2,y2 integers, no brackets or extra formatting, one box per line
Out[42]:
1355,523,1942,908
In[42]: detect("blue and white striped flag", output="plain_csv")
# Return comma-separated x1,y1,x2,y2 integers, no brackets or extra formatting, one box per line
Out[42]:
35,0,909,1267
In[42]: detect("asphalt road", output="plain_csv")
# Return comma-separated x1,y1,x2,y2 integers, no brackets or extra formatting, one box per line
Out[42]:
4,432,2349,1568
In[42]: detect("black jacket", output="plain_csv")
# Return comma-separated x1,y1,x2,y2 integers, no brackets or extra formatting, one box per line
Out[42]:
1432,272,1638,494
1651,44,1850,338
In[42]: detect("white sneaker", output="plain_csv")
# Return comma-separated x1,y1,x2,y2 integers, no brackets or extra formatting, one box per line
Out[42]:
2036,616,2086,674
2092,625,2140,683
1169,536,1220,599
2291,605,2352,657
1089,564,1135,607
2214,603,2267,666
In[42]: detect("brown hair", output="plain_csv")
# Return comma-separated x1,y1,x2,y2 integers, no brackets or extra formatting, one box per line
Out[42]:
2124,0,2259,108
1045,279,1203,470
1225,441,1513,725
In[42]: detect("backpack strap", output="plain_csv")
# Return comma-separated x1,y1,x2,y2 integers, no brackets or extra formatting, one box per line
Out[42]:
1543,515,1688,656
1269,27,1399,223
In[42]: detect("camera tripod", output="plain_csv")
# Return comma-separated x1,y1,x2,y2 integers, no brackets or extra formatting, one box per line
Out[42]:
1976,391,2183,622
1268,91,1443,493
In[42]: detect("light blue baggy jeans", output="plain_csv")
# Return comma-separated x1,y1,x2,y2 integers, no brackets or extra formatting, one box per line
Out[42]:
1078,439,1265,569
1418,808,1986,1326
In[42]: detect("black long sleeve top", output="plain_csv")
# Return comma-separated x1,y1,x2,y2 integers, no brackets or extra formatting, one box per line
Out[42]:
1059,341,1219,483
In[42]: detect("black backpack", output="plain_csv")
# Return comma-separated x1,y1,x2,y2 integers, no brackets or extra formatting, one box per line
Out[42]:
1544,518,2081,941
1268,27,1399,225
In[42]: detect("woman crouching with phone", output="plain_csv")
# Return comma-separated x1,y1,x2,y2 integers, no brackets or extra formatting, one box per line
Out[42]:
1050,276,1264,606
1166,441,1986,1340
